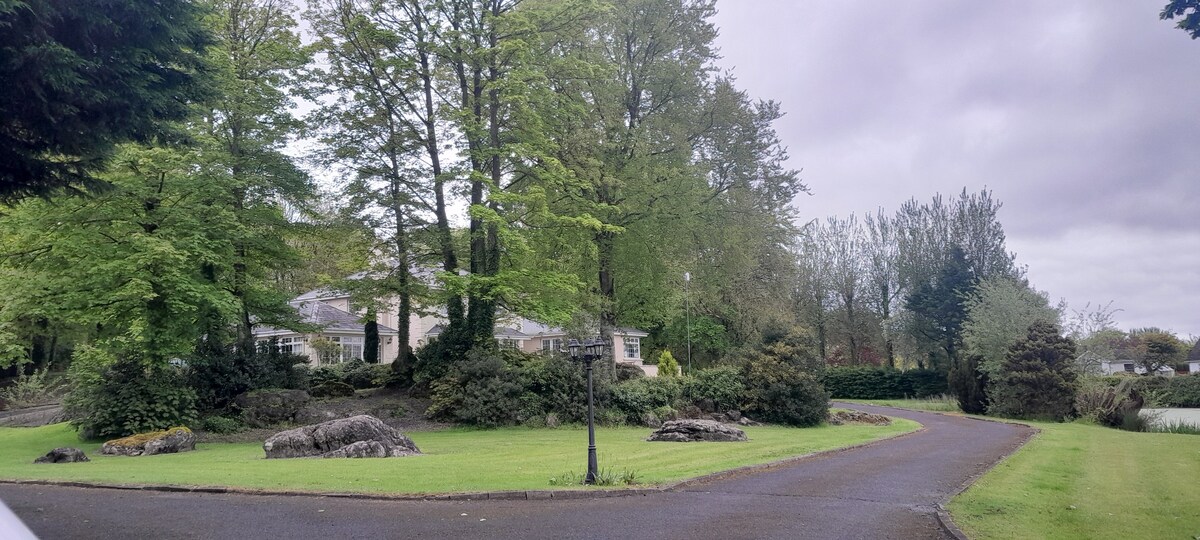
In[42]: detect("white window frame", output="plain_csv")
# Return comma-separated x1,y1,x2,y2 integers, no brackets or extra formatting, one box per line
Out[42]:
623,337,640,359
541,338,563,353
498,338,519,350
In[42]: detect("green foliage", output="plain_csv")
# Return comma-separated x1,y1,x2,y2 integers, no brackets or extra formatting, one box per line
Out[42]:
1075,378,1144,429
548,467,641,487
657,350,681,377
0,0,211,200
682,366,744,412
948,355,989,415
1161,0,1200,38
64,350,198,439
0,368,63,409
1149,419,1200,435
986,321,1078,421
740,355,829,427
185,342,308,412
611,377,682,423
1162,374,1200,407
199,415,246,434
426,348,528,427
310,381,355,398
904,246,976,372
822,367,948,399
310,360,388,391
963,277,1061,377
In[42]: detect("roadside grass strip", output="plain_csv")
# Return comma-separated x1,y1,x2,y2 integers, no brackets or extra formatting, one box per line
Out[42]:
1,419,917,495
949,421,1200,540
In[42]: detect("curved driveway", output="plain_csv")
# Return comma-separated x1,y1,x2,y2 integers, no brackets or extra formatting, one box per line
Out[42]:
0,404,1032,540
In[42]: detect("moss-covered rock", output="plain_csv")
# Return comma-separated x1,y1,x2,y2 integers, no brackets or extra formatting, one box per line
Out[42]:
101,426,195,456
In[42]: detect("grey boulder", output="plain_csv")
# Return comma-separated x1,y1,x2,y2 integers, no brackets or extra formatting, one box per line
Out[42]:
34,447,90,464
263,414,420,459
827,410,891,426
648,419,748,442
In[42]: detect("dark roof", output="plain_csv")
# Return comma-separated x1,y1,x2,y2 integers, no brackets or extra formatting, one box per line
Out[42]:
257,301,397,335
425,325,529,339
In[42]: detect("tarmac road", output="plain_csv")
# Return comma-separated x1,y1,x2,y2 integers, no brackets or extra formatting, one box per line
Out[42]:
0,404,1033,540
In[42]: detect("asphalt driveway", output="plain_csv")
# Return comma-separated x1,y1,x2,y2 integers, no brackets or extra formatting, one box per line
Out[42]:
0,404,1033,540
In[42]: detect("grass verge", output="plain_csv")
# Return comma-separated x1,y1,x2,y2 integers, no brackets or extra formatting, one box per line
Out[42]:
949,421,1200,540
1,419,917,495
839,396,961,412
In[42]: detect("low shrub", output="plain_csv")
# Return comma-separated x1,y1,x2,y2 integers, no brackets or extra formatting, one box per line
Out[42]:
741,354,829,427
656,351,680,377
64,348,199,439
426,348,526,427
199,415,245,434
185,342,308,412
310,380,355,398
611,377,681,422
615,362,645,382
310,360,389,390
0,367,63,409
1076,378,1143,428
682,366,743,412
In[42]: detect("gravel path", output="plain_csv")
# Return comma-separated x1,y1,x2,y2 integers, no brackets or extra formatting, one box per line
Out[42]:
0,404,1033,540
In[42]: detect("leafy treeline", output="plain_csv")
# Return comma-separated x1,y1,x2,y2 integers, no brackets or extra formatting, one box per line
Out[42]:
302,0,804,378
0,0,804,431
796,189,1025,369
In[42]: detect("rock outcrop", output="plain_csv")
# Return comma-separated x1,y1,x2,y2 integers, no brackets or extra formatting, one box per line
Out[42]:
826,410,891,426
33,447,90,464
101,427,196,456
263,415,420,459
234,389,311,427
647,419,748,442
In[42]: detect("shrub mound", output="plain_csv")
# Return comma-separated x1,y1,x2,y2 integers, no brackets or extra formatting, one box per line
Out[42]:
823,367,947,399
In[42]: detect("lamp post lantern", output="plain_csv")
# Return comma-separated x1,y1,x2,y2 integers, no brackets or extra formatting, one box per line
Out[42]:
567,338,604,484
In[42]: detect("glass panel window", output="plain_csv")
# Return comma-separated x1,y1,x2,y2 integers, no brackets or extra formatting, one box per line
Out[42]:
498,338,519,350
623,337,640,359
1123,363,1135,373
541,338,563,352
339,336,364,362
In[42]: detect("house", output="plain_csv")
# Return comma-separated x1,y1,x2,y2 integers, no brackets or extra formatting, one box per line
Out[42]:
1188,341,1200,374
1097,359,1175,377
253,278,656,375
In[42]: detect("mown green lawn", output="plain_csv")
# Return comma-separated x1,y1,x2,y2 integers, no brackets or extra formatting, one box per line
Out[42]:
0,420,917,495
949,421,1200,539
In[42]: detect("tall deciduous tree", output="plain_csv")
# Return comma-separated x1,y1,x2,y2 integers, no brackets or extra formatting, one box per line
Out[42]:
0,0,211,200
200,0,313,354
963,277,1062,377
0,145,241,366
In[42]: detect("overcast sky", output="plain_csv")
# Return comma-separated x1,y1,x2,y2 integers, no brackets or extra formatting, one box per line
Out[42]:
711,1,1199,338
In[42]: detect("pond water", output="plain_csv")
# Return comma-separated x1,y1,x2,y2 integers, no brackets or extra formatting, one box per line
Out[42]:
1141,408,1200,428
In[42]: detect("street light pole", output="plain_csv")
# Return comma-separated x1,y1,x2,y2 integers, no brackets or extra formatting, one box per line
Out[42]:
570,338,602,484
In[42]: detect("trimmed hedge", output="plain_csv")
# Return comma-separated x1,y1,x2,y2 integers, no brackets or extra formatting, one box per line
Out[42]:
823,367,947,399
1096,374,1200,408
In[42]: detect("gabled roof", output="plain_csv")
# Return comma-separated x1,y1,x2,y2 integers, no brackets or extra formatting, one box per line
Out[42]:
425,325,531,340
256,301,397,336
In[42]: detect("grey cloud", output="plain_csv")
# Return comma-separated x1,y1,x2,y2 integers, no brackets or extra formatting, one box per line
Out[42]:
713,0,1200,335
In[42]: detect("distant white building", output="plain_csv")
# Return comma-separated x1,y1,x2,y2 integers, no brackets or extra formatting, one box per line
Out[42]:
1097,359,1175,377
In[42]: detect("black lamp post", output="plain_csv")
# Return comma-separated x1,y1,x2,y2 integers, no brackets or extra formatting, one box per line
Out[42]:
568,337,604,484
